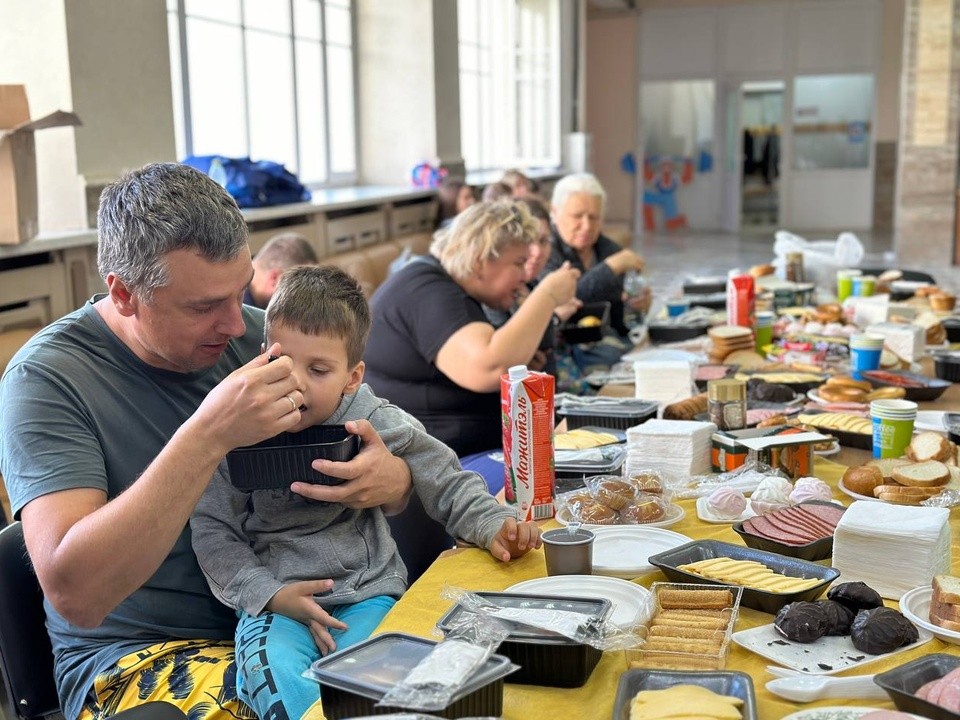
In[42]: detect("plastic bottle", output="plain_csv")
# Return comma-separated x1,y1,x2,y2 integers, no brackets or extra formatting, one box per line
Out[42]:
501,365,556,521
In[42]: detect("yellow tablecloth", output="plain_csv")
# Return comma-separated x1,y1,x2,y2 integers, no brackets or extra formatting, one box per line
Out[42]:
305,457,960,719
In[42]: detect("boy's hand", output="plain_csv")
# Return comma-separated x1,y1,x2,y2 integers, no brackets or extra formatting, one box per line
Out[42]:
294,420,412,511
265,580,347,655
488,517,542,562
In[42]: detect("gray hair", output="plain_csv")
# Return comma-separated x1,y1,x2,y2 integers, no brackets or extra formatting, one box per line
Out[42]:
551,172,607,216
96,162,249,301
430,201,539,280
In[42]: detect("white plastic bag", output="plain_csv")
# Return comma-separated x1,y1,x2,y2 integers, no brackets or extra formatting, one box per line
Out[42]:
772,230,864,291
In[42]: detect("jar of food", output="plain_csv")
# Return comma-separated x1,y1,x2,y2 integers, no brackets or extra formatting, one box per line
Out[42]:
707,379,747,431
785,252,805,283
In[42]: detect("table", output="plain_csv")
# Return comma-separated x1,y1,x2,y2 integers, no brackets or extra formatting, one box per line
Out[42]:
304,370,960,719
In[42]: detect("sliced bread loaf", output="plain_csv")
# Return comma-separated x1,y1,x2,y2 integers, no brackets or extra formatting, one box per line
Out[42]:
907,432,954,463
865,457,914,481
891,460,951,488
934,574,960,605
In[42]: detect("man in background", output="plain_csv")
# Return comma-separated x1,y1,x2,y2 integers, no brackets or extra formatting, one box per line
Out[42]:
244,232,319,308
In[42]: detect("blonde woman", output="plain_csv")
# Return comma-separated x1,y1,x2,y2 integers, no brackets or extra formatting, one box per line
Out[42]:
364,201,580,456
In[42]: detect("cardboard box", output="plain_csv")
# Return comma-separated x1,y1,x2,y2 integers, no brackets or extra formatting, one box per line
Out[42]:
711,426,828,477
0,85,81,245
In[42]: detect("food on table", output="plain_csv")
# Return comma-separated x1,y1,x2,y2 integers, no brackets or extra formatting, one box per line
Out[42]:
560,476,673,527
930,292,957,312
723,349,766,368
874,484,945,504
737,371,825,385
749,476,793,515
816,599,855,635
865,386,907,401
850,606,920,654
906,431,955,463
577,315,602,328
629,684,743,720
746,407,789,426
695,364,733,382
789,477,832,504
662,393,708,421
864,370,928,388
756,413,789,428
620,497,667,524
594,478,637,510
746,378,796,403
929,574,960,632
914,668,960,712
748,263,775,278
842,465,884,496
865,457,914,481
658,587,733,609
676,557,822,593
815,376,872,404
798,412,872,435
626,472,663,495
553,427,620,450
706,487,747,521
809,303,844,324
740,502,844,546
827,581,884,614
571,501,618,525
891,459,950,487
774,600,828,643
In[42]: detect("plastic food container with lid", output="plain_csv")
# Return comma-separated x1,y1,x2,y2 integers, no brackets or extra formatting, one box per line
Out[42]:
556,398,658,431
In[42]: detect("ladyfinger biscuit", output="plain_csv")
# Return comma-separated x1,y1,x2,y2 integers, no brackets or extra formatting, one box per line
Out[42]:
658,587,733,610
651,616,729,630
647,625,727,641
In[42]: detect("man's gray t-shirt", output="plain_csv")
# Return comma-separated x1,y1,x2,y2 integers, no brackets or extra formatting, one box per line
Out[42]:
0,298,264,720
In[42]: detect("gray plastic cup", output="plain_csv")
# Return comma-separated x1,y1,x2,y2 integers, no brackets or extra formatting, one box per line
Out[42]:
541,528,595,576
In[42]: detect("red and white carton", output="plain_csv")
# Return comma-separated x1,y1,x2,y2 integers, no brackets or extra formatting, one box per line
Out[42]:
501,365,555,521
726,271,755,328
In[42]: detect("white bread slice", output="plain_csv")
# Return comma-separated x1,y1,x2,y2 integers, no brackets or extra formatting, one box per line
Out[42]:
930,599,960,622
873,484,942,498
891,460,951,488
908,432,954,463
930,607,960,633
934,575,960,605
866,457,914,481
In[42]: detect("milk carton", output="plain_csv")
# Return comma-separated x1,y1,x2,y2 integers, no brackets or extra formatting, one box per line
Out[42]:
501,365,555,521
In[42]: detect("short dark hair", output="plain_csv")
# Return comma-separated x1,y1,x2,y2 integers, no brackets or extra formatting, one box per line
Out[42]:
519,195,550,223
265,266,370,366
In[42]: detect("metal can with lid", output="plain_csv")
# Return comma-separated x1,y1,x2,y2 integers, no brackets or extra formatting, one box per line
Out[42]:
707,378,747,431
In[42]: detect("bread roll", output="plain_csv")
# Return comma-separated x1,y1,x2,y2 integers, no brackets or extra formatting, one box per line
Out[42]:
842,465,884,495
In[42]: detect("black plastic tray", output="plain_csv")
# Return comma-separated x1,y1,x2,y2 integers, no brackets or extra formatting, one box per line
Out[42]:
309,632,514,719
227,424,360,491
647,320,711,344
874,653,960,720
436,592,611,688
647,539,839,614
732,501,845,562
861,369,951,402
612,669,758,720
559,302,611,344
556,400,658,431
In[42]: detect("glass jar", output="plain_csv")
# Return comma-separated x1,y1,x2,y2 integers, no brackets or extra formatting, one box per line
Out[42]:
707,379,747,431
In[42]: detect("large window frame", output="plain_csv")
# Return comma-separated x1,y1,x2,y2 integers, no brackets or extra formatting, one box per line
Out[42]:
458,0,561,172
167,0,358,187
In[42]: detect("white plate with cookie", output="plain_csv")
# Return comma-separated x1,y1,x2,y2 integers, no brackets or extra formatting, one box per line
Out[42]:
899,586,960,646
555,502,686,531
590,527,692,578
732,622,932,675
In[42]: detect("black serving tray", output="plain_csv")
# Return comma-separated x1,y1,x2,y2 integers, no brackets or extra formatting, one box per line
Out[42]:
647,539,839,614
874,653,960,720
611,669,757,720
559,302,612,345
647,320,711,344
556,399,658,431
437,592,611,688
861,369,951,402
732,501,845,562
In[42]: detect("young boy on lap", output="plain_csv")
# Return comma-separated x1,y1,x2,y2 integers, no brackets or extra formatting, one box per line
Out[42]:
191,265,541,720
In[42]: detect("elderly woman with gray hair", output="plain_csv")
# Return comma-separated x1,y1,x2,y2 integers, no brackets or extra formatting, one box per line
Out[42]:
364,201,580,456
542,172,646,339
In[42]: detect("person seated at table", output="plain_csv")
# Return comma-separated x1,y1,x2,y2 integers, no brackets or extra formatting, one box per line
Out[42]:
541,172,646,369
434,176,476,230
245,232,319,308
481,181,513,202
191,265,542,720
364,200,580,456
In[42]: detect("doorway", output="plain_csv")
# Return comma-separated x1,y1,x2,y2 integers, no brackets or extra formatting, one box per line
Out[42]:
740,81,784,229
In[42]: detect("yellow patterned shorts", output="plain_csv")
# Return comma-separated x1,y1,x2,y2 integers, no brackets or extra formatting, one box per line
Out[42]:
78,639,256,720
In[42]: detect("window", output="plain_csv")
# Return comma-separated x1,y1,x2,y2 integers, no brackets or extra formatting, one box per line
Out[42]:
458,0,560,171
793,74,874,170
167,0,356,186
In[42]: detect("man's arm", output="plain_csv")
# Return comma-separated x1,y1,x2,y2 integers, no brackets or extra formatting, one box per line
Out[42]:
21,350,304,628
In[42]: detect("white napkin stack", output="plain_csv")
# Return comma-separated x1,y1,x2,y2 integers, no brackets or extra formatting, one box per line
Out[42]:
633,360,694,408
624,419,717,480
832,500,951,600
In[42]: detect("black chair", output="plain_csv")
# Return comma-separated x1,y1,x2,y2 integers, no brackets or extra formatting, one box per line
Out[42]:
0,522,186,720
386,493,454,585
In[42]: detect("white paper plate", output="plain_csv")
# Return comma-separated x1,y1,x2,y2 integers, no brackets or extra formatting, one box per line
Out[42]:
805,389,868,410
900,585,960,645
590,526,691,578
915,410,948,433
813,442,841,457
504,575,650,627
782,707,925,720
695,496,757,524
555,502,686,530
732,621,932,675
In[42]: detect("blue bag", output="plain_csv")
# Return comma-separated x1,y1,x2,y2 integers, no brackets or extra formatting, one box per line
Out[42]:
182,155,311,208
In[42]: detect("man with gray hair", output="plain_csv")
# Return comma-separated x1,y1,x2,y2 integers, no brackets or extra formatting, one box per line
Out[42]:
0,163,412,720
244,232,319,309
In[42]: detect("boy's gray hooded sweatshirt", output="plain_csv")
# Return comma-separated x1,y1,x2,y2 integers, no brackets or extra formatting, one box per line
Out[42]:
191,384,513,616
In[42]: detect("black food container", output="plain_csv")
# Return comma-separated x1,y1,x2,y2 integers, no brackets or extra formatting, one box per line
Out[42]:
227,424,360,491
556,399,658,431
437,592,611,688
647,539,839,614
647,320,711,343
942,317,960,344
731,500,845,562
559,302,612,344
612,669,758,720
861,369,952,400
555,444,626,494
874,653,960,720
308,632,514,719
934,352,960,383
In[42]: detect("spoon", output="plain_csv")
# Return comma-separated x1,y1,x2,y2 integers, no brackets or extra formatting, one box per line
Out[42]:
766,674,888,703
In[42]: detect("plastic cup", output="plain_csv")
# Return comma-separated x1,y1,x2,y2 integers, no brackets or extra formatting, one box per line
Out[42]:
871,399,918,459
837,269,862,302
754,311,774,352
853,275,876,297
666,299,689,317
849,333,884,380
542,528,595,576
